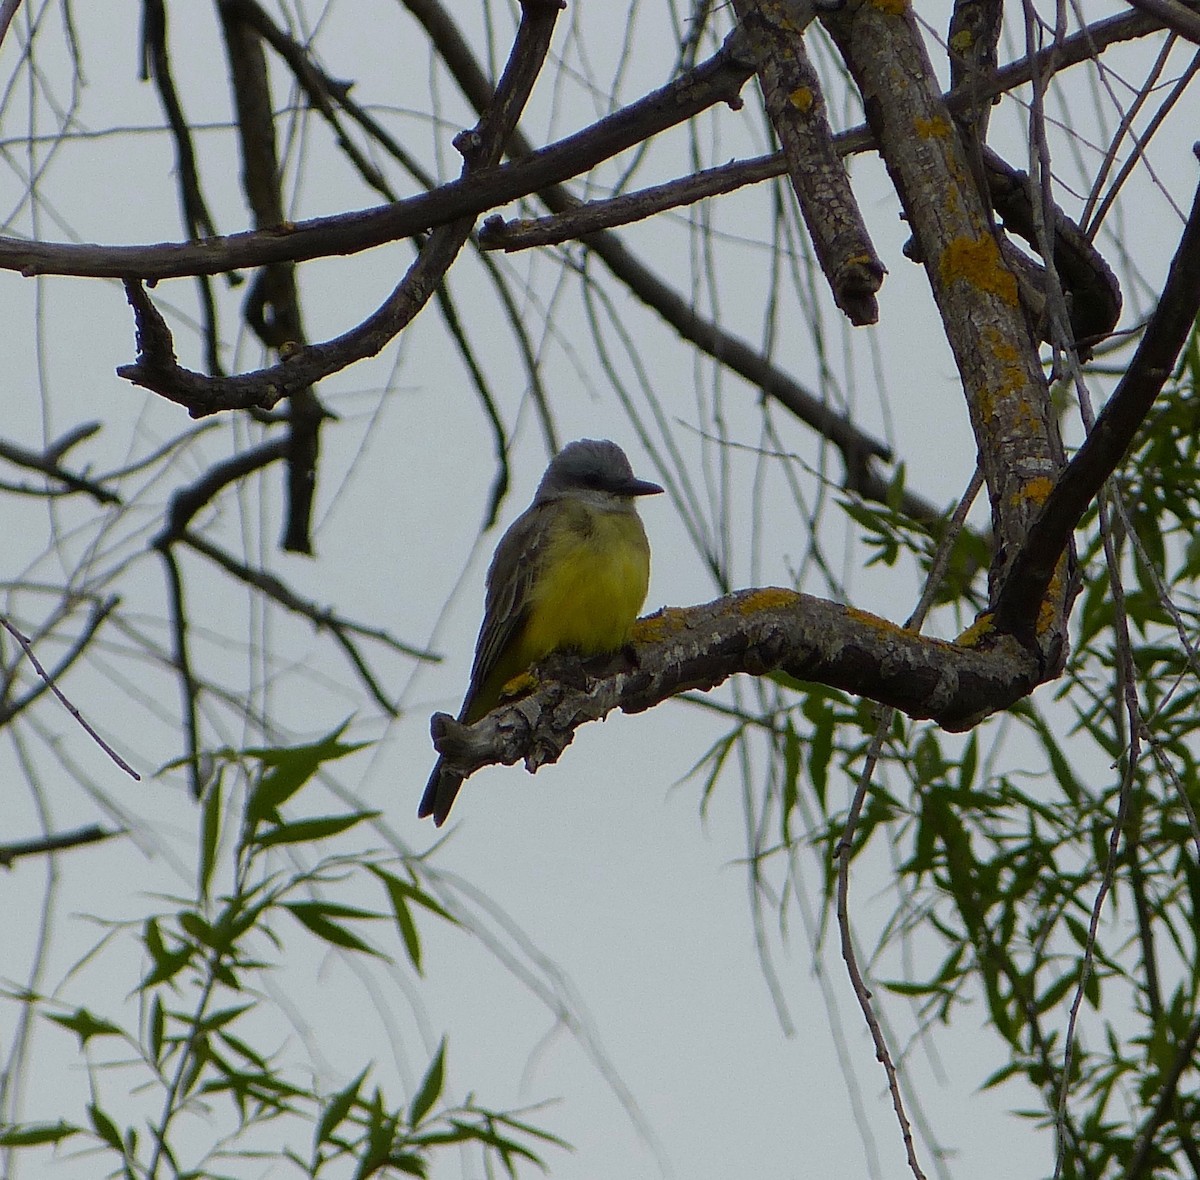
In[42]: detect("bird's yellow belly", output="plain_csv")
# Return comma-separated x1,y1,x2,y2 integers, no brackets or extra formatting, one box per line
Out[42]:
518,508,650,664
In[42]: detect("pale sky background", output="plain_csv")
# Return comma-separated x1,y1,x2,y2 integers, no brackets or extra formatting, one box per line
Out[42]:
0,2,1193,1178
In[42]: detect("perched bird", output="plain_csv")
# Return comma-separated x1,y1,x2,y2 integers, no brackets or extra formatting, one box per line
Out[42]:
419,439,663,825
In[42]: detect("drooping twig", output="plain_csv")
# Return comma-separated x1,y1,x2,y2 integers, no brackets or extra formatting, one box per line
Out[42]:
0,614,140,781
217,0,324,554
0,824,122,868
180,529,438,715
835,734,928,1180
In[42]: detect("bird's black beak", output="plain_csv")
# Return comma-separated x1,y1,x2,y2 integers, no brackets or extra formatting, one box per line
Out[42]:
623,476,664,497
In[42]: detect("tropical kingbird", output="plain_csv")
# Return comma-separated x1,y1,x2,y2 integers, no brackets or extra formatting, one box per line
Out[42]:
419,438,663,825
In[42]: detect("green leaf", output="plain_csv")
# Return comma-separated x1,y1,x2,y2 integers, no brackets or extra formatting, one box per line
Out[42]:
315,1067,369,1148
780,718,800,842
409,1040,446,1126
199,770,223,900
178,910,214,947
148,996,166,1064
0,1121,79,1147
391,891,422,974
368,868,457,967
245,724,367,826
284,902,382,957
957,731,978,794
140,917,193,988
252,811,379,849
807,703,834,810
88,1104,124,1152
46,1008,123,1047
383,1153,425,1176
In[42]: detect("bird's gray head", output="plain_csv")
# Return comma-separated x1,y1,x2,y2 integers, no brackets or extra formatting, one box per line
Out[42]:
535,439,664,503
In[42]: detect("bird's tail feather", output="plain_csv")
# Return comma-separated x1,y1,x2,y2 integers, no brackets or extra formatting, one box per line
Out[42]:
418,759,463,827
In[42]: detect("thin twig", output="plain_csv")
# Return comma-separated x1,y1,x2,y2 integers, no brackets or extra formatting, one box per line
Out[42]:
832,465,984,1180
0,824,121,868
0,616,140,780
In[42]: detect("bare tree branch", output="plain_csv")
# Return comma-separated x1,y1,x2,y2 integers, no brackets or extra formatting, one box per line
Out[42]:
732,0,884,324
216,0,324,554
994,159,1200,638
0,424,119,505
1125,0,1200,42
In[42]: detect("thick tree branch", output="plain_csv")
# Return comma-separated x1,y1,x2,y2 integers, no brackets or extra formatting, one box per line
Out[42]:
983,147,1122,356
0,29,753,283
819,0,1074,670
732,0,884,324
431,590,1039,782
1,1,1169,286
993,159,1200,637
1125,0,1200,42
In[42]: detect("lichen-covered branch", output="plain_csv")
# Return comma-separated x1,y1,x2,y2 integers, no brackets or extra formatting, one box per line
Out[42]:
994,163,1200,637
818,0,1072,666
431,589,1039,781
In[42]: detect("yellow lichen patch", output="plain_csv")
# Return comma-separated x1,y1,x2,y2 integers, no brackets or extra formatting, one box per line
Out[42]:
949,29,974,53
974,385,995,423
845,605,901,635
914,115,951,139
996,366,1029,403
738,587,803,615
1036,565,1067,637
788,86,814,113
1009,475,1054,508
499,670,538,700
955,613,994,647
871,0,908,13
632,606,691,643
939,234,1019,306
983,326,1020,363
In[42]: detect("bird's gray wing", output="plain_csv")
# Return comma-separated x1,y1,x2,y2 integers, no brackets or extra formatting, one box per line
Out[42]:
459,498,553,718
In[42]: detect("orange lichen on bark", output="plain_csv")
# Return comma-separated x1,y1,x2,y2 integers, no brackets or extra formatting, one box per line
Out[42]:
632,606,691,643
1009,475,1055,508
914,115,951,139
845,605,901,634
1036,565,1066,637
737,587,803,614
789,86,815,112
955,613,995,647
983,327,1020,363
939,234,1019,306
